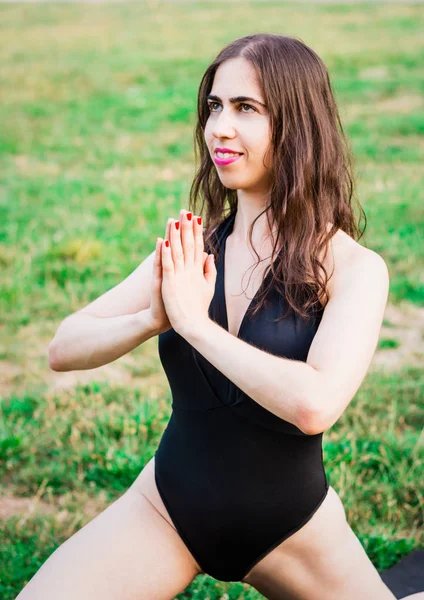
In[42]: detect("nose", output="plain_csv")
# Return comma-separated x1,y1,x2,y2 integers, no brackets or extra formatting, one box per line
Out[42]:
211,108,237,140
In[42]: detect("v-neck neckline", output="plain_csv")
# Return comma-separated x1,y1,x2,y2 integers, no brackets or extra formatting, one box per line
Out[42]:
220,212,277,339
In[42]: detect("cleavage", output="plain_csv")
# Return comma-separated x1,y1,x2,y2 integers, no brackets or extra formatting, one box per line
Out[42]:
224,234,273,338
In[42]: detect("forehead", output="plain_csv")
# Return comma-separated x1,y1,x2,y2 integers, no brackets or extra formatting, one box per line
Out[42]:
210,57,263,100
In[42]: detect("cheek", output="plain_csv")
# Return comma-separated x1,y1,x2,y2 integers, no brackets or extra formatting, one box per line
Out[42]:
264,152,273,171
203,129,209,148
260,134,273,168
204,122,212,143
250,138,271,164
249,124,270,153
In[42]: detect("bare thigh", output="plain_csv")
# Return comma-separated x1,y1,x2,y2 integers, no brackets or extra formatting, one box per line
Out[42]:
129,457,205,571
242,486,397,600
16,467,203,600
129,457,183,536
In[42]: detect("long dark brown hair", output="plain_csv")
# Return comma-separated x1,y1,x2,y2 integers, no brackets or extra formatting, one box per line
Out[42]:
188,33,367,322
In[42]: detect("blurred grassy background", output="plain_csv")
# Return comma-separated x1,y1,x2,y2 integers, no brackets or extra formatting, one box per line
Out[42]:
0,2,423,599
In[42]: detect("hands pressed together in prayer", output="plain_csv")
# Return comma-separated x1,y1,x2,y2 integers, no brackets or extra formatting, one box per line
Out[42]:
148,209,217,338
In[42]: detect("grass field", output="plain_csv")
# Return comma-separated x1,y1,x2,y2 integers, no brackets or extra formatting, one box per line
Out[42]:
0,2,423,598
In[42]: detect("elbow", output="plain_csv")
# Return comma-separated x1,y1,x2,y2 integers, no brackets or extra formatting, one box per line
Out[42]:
48,341,63,371
297,401,329,436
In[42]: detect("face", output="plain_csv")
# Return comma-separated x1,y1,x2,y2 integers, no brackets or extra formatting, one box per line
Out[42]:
204,57,273,194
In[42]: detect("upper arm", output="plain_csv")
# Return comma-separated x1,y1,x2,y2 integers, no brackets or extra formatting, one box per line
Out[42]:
76,249,156,318
305,249,390,432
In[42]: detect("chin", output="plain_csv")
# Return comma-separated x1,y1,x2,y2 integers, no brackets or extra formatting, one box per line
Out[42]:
221,182,241,191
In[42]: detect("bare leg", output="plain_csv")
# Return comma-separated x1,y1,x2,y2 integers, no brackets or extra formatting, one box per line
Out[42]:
246,525,397,600
15,488,202,600
243,486,397,600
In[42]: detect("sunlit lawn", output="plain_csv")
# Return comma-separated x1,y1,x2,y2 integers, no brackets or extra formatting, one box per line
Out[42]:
0,2,423,599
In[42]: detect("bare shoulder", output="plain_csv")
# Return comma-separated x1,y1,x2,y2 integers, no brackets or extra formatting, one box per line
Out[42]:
332,227,387,277
318,223,388,305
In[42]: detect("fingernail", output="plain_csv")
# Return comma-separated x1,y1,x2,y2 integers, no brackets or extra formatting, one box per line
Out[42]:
165,240,169,247
175,221,180,230
187,212,192,221
197,216,202,225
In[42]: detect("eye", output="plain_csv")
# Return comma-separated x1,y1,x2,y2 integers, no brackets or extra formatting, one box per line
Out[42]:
207,102,256,113
239,103,256,113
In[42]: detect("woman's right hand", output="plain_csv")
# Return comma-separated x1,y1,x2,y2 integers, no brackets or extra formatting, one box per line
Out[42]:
147,212,209,335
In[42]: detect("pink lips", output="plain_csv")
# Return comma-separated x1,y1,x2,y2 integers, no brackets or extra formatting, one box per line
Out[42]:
214,152,244,166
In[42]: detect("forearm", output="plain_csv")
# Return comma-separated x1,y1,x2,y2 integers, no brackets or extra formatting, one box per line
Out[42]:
48,310,159,371
183,319,322,434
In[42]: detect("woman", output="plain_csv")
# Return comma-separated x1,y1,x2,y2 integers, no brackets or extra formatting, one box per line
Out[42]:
18,34,420,600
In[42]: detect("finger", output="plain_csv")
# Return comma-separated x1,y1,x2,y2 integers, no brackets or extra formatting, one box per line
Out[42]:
162,218,173,271
154,237,161,269
155,237,163,277
179,208,195,268
203,252,216,285
170,215,184,272
202,251,208,270
161,237,174,274
192,213,203,269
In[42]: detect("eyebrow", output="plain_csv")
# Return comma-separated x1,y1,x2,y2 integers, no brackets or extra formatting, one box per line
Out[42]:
206,94,267,109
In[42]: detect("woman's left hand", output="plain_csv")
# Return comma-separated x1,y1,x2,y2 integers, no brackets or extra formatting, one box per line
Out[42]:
160,208,217,338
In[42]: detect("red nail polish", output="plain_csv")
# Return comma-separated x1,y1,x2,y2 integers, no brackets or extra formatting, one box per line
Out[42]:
197,217,202,225
187,212,192,221
175,221,180,230
165,240,169,247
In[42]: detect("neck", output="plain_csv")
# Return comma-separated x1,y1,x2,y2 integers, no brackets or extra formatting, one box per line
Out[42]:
232,206,279,250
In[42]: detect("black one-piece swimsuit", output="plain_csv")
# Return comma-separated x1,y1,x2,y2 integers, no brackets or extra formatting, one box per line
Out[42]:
154,210,329,582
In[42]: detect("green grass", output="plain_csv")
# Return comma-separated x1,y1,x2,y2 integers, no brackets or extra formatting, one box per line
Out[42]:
1,367,423,598
1,2,423,598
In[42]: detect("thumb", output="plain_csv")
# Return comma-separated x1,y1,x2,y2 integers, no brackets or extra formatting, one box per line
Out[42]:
203,253,216,284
